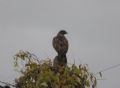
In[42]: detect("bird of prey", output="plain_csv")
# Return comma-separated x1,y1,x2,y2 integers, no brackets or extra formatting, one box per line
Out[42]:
52,30,69,58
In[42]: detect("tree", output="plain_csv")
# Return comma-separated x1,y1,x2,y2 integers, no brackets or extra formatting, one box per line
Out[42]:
14,50,97,88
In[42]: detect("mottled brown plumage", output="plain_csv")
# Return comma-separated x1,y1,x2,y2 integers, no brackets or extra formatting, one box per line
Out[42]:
53,30,68,56
53,30,68,66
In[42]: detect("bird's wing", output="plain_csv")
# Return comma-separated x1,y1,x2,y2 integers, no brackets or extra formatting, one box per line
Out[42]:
52,35,68,54
52,36,60,52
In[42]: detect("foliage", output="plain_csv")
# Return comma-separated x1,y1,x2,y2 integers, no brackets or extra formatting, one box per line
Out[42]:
14,50,97,88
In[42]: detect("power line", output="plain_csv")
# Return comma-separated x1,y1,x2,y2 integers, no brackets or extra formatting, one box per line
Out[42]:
0,81,16,87
95,63,120,75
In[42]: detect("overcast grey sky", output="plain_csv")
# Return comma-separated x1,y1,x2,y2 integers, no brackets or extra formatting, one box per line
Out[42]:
0,0,120,88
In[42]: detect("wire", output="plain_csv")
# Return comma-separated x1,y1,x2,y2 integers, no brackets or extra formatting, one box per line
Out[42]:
0,81,16,87
95,63,120,75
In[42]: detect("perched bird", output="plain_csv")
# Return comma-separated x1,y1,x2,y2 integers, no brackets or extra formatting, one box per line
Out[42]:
53,30,68,57
53,30,69,66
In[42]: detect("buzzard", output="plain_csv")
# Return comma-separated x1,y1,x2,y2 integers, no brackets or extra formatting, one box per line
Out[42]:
52,30,68,57
53,30,69,66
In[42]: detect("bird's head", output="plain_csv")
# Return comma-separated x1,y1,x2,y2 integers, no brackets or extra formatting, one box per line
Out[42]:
58,30,67,35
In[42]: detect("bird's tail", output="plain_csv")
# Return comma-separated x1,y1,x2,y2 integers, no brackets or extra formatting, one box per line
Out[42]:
57,54,67,64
